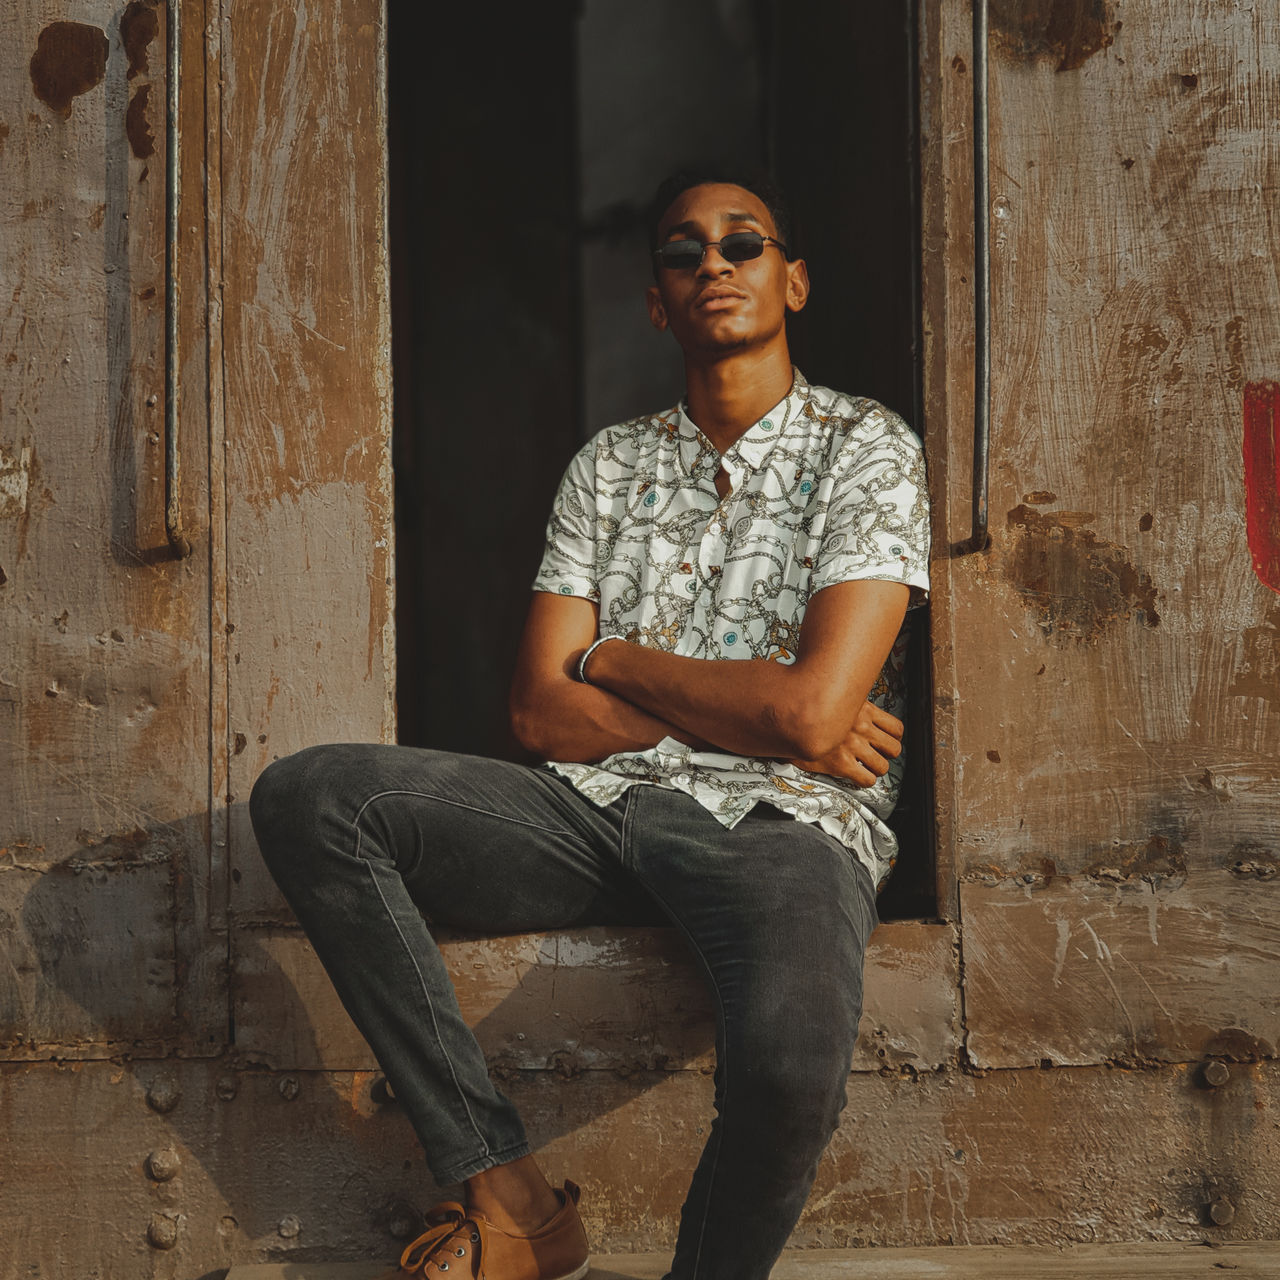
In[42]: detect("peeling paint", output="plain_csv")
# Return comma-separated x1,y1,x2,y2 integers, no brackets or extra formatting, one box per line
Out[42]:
1005,504,1160,641
989,0,1120,72
0,445,32,519
125,84,154,159
29,22,109,118
120,0,159,79
1084,835,1187,889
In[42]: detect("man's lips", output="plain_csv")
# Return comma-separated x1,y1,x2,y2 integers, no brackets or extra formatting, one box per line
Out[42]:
695,287,747,311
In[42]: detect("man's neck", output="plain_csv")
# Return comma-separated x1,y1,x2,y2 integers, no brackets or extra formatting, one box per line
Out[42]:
683,347,796,456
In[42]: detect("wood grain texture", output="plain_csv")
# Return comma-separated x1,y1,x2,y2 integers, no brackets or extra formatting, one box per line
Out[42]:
232,922,961,1075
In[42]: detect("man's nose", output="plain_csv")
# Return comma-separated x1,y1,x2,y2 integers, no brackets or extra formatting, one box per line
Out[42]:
696,243,735,276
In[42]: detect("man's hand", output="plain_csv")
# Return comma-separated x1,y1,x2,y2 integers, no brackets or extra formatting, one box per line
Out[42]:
784,700,904,788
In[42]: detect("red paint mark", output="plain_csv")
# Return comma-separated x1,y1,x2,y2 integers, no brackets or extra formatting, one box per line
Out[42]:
1244,381,1280,594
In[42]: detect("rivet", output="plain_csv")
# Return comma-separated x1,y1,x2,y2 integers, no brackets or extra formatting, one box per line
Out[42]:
216,1074,239,1101
146,1213,180,1250
279,1076,301,1101
388,1201,421,1240
146,1148,181,1182
277,1214,302,1239
1203,1060,1231,1088
145,1075,181,1114
1209,1197,1236,1226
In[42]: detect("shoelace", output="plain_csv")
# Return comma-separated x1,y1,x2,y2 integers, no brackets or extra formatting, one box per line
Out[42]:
399,1202,488,1275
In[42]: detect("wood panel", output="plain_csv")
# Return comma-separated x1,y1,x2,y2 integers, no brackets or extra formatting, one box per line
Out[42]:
940,1,1280,883
0,0,223,1055
232,922,962,1075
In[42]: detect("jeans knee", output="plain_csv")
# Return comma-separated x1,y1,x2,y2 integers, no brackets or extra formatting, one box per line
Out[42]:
248,745,343,871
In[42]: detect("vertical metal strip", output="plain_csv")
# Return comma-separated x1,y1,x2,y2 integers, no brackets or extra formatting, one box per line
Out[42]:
165,0,192,558
967,0,991,553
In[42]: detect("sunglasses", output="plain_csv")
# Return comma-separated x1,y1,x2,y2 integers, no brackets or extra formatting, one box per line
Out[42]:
652,231,789,271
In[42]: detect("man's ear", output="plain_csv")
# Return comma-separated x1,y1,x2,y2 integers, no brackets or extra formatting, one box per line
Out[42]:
645,285,668,332
784,258,810,314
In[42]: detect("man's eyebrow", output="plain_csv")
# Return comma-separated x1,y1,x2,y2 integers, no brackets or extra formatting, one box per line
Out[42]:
662,212,768,240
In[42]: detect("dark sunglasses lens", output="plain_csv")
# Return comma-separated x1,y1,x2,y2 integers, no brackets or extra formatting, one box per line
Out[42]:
657,240,704,270
719,233,766,263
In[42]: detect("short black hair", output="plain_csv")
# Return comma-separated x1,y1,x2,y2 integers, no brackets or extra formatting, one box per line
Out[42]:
645,169,795,259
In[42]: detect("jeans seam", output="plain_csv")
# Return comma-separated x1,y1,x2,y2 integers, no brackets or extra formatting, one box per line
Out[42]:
623,789,727,1280
351,788,574,857
349,792,506,1165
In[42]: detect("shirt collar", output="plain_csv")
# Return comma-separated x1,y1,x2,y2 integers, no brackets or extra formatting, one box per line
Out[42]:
675,368,811,476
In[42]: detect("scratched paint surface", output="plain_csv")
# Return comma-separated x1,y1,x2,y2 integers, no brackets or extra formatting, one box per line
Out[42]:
1,1,224,1058
920,0,1280,1075
219,0,395,931
935,5,1280,873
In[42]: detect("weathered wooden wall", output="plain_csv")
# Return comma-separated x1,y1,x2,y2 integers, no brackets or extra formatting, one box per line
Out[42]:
3,0,1279,1276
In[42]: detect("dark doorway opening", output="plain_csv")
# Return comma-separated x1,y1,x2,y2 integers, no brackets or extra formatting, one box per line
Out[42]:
388,1,934,920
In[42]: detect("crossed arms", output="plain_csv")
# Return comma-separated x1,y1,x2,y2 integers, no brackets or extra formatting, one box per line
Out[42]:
509,578,910,787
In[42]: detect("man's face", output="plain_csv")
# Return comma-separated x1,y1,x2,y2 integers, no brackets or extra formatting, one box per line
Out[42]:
645,183,809,358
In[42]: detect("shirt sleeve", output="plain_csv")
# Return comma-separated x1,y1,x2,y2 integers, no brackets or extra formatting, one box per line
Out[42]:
809,405,931,607
532,444,600,601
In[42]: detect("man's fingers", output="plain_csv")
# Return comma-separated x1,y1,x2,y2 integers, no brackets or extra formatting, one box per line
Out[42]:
850,762,879,786
868,728,903,758
867,704,905,738
850,744,890,777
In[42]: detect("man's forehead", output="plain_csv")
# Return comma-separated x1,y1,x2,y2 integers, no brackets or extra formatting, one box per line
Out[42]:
656,184,774,238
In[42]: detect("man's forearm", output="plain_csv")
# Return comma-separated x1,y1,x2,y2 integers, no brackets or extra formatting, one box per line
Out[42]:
510,676,709,764
582,640,843,761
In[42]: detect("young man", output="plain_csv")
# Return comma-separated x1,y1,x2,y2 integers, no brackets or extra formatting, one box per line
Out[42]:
250,171,929,1280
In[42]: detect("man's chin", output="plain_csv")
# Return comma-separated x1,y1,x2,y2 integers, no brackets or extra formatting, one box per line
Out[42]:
682,329,754,356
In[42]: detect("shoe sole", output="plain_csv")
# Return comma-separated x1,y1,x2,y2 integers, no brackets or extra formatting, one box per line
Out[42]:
549,1262,591,1280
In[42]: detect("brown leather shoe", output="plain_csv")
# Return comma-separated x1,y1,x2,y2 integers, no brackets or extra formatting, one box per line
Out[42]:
398,1180,590,1279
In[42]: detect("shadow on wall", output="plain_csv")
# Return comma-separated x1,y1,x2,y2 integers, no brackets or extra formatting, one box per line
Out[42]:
15,805,714,1263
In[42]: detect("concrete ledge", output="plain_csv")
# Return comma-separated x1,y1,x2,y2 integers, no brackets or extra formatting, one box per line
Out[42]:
225,1238,1280,1278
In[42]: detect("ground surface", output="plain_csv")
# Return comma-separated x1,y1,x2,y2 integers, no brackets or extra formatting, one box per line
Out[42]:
225,1238,1279,1278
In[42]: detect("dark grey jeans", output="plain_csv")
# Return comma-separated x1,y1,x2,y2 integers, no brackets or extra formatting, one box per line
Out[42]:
249,745,878,1280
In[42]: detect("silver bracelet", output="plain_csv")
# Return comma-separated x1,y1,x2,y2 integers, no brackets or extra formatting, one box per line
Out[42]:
577,635,621,685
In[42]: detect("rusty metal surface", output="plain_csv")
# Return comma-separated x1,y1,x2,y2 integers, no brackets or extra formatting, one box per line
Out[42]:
942,0,1280,874
219,0,395,927
1,0,223,1058
4,0,1280,1274
6,1058,1280,1275
924,0,1280,1060
963,873,1280,1068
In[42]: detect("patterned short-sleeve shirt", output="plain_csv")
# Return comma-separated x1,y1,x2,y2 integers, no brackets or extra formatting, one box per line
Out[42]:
532,370,930,889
